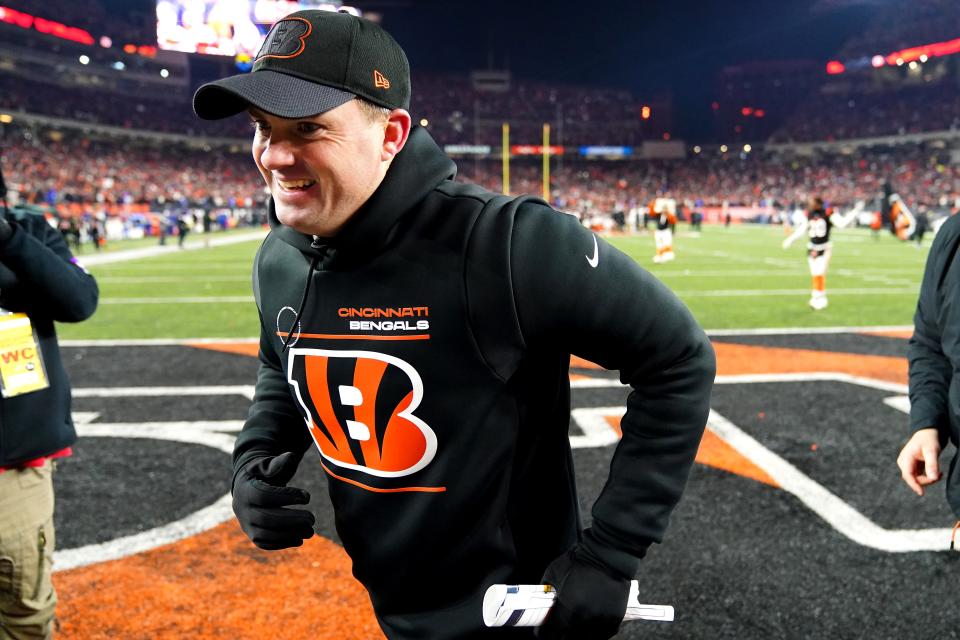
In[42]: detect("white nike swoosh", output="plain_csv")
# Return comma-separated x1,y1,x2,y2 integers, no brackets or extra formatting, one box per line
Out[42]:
585,235,599,268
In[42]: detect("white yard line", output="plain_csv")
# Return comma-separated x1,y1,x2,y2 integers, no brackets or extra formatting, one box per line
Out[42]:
77,230,267,266
99,296,254,304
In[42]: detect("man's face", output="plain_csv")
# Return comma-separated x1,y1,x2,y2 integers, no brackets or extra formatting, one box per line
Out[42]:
249,100,389,237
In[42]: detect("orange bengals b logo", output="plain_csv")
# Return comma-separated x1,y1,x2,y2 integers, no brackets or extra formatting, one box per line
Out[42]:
287,348,437,477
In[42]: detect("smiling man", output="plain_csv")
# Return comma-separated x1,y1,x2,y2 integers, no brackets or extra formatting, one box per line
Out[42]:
194,10,715,640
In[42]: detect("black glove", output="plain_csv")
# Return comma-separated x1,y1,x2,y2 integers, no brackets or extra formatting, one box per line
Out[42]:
232,451,315,550
535,544,632,640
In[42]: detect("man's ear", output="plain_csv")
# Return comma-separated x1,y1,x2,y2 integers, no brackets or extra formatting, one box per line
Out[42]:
382,109,412,161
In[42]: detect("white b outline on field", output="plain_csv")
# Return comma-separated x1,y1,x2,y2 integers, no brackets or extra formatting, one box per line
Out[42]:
569,373,956,553
54,371,950,572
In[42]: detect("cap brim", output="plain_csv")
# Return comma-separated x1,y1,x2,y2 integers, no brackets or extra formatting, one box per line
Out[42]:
193,69,356,120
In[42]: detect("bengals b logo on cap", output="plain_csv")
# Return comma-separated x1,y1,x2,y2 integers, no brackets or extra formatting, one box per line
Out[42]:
287,348,437,478
256,17,312,61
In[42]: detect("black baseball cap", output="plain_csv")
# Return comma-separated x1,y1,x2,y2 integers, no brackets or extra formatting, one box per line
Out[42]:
193,10,410,120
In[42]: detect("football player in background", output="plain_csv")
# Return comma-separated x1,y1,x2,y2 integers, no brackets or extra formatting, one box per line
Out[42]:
782,196,859,310
889,194,917,242
651,195,677,263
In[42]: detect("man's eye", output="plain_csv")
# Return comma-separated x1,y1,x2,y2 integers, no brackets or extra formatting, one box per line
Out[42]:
298,122,322,134
250,121,269,133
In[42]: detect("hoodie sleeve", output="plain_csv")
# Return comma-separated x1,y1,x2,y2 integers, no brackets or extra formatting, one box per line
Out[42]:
511,203,716,577
907,214,957,441
232,246,313,480
0,216,98,322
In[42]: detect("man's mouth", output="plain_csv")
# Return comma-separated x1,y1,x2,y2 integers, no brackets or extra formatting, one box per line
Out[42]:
276,179,317,191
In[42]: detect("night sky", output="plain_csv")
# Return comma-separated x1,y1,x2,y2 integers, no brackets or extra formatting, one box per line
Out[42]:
106,0,882,135
382,0,878,131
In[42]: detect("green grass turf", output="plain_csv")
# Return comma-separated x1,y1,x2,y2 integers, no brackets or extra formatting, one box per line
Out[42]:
56,224,929,340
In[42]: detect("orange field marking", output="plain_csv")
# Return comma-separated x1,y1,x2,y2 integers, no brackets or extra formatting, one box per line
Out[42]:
603,415,779,487
857,329,913,339
713,342,907,384
694,429,779,487
187,341,260,357
570,355,603,370
56,520,385,640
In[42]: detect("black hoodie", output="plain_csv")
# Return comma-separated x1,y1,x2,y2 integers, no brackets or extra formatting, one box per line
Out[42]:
236,126,715,638
0,206,98,467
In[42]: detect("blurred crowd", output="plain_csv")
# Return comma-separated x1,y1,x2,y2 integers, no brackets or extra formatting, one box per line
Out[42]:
4,120,957,237
457,144,960,220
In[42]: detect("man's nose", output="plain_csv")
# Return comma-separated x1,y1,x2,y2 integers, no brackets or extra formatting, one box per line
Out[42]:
259,139,296,169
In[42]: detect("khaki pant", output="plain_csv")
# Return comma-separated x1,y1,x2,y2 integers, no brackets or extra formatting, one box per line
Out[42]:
0,462,56,640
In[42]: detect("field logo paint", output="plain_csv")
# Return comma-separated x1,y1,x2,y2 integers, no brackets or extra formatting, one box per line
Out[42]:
287,348,437,478
568,373,956,553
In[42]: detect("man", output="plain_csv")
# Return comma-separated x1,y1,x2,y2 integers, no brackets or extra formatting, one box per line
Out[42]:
781,197,857,310
194,10,715,639
0,170,99,638
898,211,960,537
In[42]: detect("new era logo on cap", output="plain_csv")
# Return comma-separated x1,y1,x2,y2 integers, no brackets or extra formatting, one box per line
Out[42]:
373,70,390,89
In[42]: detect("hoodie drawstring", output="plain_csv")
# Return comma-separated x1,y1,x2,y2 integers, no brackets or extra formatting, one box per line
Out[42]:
281,253,321,352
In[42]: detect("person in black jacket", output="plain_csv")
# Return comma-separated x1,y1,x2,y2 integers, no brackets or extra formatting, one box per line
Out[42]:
0,170,99,638
194,10,715,640
898,212,960,530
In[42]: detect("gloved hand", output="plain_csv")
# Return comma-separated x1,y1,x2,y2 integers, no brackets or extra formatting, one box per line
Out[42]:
232,451,315,550
535,544,632,640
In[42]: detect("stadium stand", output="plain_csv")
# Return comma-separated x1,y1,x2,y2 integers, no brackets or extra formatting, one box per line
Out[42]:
1,0,958,239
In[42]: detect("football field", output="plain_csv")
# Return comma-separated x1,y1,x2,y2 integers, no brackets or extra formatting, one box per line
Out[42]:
49,223,956,640
59,223,927,341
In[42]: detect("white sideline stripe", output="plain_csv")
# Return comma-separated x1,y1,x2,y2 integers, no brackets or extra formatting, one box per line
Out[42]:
62,337,259,346
99,296,254,304
78,230,268,266
707,409,954,552
72,385,256,400
706,325,912,336
97,276,249,283
54,422,240,572
675,287,918,297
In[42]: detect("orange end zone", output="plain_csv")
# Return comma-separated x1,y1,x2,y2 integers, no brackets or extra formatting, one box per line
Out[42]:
55,521,385,640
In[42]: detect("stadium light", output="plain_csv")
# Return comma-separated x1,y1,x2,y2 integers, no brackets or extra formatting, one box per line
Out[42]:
160,68,169,78
78,54,89,65
419,118,429,127
0,114,13,124
826,60,845,75
720,145,728,153
640,105,651,120
743,144,752,153
919,54,928,63
112,61,125,70
896,58,904,66
871,55,885,68
693,146,701,154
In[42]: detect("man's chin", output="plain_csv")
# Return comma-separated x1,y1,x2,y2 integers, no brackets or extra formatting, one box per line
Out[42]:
275,206,317,234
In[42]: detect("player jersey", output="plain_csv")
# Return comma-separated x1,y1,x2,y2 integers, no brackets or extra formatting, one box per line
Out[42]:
653,197,677,230
806,208,832,248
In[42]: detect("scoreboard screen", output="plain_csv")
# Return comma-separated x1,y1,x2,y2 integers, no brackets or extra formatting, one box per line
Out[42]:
156,0,363,56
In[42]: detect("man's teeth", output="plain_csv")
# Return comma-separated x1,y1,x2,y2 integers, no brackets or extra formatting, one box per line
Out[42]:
278,179,316,189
